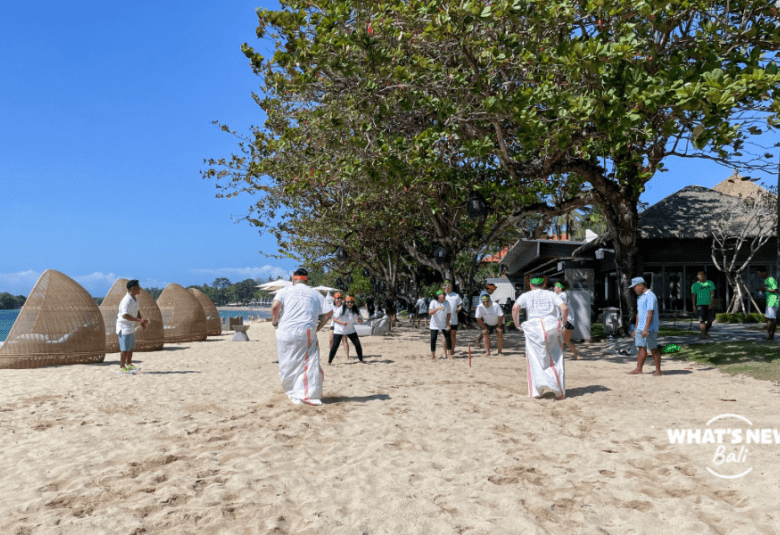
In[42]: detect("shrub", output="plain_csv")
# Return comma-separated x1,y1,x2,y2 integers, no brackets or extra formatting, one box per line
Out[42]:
715,313,730,323
732,313,746,323
747,313,765,323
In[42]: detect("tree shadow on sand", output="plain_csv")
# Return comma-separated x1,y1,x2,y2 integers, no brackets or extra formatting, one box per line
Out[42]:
322,394,391,404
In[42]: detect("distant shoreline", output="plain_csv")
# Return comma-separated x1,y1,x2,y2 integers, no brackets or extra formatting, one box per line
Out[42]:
217,306,272,312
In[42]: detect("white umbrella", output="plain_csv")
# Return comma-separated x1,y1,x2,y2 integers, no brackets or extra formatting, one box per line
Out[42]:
312,285,339,294
257,279,292,291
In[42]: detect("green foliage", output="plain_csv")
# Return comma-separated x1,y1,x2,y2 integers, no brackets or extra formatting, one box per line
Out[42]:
0,293,26,310
205,0,780,327
716,312,766,323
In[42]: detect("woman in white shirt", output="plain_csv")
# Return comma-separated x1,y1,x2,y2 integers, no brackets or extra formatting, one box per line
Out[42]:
329,293,349,360
554,282,580,359
428,290,452,359
327,295,364,364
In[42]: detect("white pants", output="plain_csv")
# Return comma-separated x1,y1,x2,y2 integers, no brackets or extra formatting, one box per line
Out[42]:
276,326,324,405
522,316,566,399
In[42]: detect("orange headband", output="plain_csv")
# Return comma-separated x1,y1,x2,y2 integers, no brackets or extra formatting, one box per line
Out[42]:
346,295,355,301
334,292,342,298
293,275,308,281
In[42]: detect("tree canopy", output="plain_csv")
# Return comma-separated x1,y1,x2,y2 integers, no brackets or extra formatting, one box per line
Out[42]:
206,0,780,325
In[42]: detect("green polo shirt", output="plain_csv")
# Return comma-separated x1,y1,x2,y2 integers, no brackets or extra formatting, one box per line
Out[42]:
691,281,715,306
765,277,779,308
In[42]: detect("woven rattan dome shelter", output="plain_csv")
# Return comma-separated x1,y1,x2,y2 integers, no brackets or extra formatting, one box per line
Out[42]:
188,288,221,336
100,278,165,353
157,283,208,343
0,270,106,369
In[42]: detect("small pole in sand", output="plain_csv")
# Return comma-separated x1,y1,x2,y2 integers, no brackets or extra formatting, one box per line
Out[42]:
468,344,472,367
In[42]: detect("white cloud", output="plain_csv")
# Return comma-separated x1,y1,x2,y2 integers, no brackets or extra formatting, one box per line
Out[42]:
0,270,42,295
72,272,121,297
189,265,292,282
0,270,162,297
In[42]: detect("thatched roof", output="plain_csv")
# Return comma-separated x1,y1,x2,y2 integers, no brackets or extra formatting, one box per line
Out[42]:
638,185,775,239
713,170,773,200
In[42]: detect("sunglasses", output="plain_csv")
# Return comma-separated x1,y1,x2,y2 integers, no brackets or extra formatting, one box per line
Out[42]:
345,301,355,304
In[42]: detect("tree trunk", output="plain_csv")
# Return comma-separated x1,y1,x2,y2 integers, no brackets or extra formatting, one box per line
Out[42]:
599,191,640,334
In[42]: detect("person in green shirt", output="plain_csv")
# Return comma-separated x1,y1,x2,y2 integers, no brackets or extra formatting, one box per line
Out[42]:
757,267,778,342
691,271,716,339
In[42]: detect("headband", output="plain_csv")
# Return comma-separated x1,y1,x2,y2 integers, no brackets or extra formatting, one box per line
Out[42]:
442,280,452,286
530,277,544,285
346,295,355,301
481,295,490,301
436,290,443,295
555,282,565,289
486,283,497,288
293,275,308,281
334,293,342,298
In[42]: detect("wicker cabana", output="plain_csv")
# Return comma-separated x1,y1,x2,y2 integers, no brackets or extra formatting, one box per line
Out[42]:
157,283,208,343
0,270,106,369
188,288,222,336
100,278,165,353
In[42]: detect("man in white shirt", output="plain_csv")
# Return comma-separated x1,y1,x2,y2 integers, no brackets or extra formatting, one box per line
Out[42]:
442,280,462,358
271,269,333,405
475,294,504,357
116,279,149,374
512,275,569,399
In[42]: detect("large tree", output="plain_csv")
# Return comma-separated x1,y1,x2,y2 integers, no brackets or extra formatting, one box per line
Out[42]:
209,0,780,328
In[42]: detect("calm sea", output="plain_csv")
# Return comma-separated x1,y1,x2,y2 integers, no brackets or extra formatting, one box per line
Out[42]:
0,309,270,342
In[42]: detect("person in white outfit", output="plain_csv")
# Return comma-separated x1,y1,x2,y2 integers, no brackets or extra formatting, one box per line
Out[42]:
327,295,364,364
415,296,428,328
442,280,462,358
475,294,504,357
271,269,333,405
512,275,569,400
428,290,452,360
554,281,580,359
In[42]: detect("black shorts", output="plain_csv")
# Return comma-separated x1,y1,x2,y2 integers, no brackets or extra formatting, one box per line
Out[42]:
483,324,500,335
449,324,458,331
564,321,574,331
696,305,715,323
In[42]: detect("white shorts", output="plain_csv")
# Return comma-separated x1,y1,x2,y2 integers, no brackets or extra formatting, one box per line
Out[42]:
766,306,778,320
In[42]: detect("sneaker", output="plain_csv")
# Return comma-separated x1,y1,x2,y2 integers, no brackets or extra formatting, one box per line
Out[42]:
126,364,140,372
117,367,131,375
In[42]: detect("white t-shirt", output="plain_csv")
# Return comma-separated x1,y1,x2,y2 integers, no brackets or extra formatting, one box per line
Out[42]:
428,300,451,330
116,292,140,335
445,292,463,325
557,291,575,326
333,306,360,335
515,289,564,320
274,283,326,331
476,302,504,326
416,298,427,314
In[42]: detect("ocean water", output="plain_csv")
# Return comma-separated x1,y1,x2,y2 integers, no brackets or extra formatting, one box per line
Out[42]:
0,309,20,342
0,309,270,342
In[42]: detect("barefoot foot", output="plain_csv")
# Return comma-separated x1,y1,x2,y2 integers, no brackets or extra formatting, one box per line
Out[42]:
627,369,643,375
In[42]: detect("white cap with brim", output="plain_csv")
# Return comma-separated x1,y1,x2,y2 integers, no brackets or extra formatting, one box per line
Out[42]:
628,277,646,289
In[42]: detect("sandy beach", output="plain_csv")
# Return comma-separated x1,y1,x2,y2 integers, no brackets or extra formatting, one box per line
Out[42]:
2,321,779,534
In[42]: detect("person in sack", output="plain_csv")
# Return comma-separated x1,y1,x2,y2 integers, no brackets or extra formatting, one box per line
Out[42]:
271,268,332,405
327,295,364,364
512,275,569,399
428,290,452,360
475,293,504,357
553,281,580,359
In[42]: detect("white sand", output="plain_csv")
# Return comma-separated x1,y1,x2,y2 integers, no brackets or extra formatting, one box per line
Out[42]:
1,322,779,534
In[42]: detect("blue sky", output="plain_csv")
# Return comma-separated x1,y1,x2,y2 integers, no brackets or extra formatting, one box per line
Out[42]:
1,1,778,297
1,0,293,296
